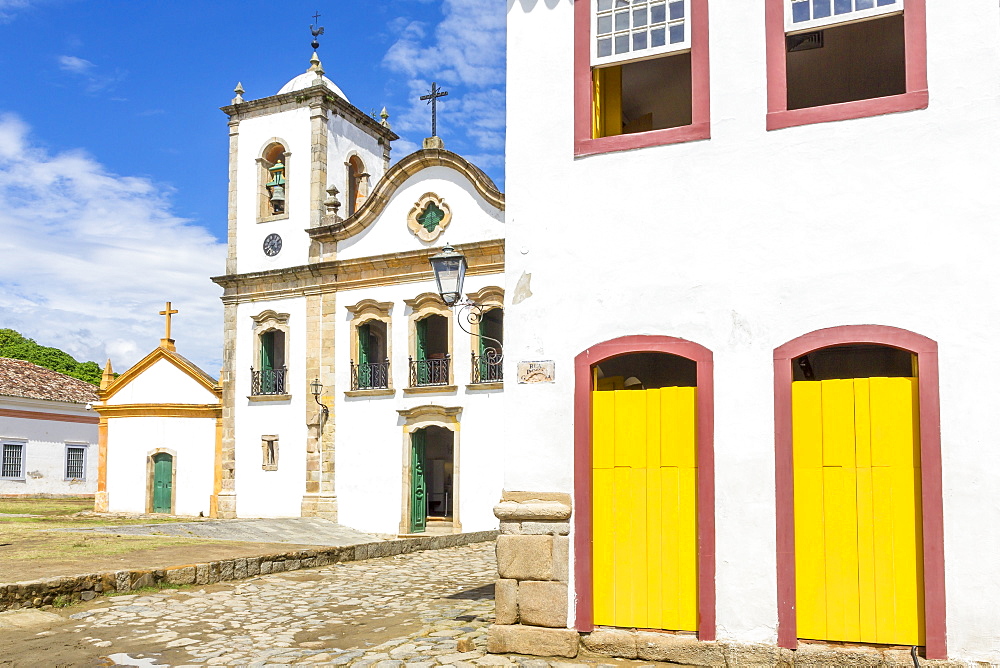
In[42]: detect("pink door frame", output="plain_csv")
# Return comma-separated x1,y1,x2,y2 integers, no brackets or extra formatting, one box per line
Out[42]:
574,335,716,638
773,325,946,659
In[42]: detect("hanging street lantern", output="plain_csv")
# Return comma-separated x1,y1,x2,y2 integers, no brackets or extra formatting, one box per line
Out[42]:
429,244,467,307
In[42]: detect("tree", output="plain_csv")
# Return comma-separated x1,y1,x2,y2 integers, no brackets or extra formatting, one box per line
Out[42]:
0,329,103,385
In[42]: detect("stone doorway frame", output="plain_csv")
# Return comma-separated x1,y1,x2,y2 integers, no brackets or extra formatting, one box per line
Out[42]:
397,405,462,535
145,448,178,514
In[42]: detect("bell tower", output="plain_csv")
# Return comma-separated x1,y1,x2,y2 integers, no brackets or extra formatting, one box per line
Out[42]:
220,29,398,277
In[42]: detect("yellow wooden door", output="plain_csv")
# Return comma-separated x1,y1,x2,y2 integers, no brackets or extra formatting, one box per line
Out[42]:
793,377,924,645
592,387,698,630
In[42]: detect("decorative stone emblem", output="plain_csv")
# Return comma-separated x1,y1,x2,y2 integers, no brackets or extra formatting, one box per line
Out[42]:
407,193,452,242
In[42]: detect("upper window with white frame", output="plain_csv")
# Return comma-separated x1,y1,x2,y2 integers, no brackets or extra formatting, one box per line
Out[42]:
576,0,709,154
1,441,25,479
593,0,690,67
65,444,87,480
765,0,925,130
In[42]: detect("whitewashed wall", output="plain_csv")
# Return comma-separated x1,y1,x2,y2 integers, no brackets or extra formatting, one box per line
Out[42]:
333,273,505,535
232,297,309,518
104,416,216,516
105,358,218,406
0,397,97,495
505,0,1000,661
336,165,505,261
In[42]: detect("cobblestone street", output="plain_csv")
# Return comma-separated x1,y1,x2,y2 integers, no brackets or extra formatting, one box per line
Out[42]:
0,542,652,668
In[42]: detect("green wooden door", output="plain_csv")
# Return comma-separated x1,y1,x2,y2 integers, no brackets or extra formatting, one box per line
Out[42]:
415,319,429,385
152,453,173,514
358,323,371,389
410,430,427,533
260,332,275,370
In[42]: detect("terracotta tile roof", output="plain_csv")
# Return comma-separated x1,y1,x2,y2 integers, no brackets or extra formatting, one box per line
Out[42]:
0,358,99,404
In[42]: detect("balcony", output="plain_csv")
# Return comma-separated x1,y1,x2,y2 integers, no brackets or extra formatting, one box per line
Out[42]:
409,355,451,387
471,352,503,384
251,367,286,396
351,360,390,390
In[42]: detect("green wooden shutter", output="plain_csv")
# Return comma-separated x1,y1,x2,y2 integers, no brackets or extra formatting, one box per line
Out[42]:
358,324,371,366
416,319,429,385
260,332,275,371
410,430,427,533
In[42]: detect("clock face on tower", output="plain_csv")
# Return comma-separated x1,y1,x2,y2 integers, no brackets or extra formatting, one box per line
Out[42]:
263,233,282,257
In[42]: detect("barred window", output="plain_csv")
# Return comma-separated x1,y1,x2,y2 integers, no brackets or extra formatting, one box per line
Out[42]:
66,445,87,480
1,442,25,479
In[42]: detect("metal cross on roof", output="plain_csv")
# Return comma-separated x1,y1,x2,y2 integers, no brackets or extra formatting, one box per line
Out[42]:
420,82,449,138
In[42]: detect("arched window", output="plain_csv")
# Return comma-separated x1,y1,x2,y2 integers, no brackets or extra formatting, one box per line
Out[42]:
258,142,289,220
405,293,453,391
346,155,369,216
250,310,290,398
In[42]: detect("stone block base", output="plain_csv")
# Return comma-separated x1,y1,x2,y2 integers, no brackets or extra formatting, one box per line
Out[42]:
213,492,237,519
578,630,965,668
487,624,579,658
93,491,108,513
300,494,338,520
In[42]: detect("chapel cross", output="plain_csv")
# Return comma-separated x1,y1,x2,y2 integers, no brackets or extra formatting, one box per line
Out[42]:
159,302,178,341
420,82,449,138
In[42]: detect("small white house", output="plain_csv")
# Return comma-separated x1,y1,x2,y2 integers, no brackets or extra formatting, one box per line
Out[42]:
0,358,99,496
95,335,222,517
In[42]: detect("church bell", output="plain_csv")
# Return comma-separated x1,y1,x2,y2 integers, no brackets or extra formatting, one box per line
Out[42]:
267,160,286,212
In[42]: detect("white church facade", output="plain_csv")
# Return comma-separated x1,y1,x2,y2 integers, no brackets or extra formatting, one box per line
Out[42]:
493,0,1000,664
209,54,506,535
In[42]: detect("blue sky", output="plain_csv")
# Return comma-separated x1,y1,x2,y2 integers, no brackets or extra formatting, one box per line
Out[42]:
0,0,505,373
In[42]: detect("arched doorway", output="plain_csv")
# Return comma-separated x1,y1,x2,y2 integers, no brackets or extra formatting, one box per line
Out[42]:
774,326,945,659
574,335,715,639
408,426,455,533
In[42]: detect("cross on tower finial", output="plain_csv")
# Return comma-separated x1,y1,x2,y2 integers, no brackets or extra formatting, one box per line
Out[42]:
159,301,178,351
310,11,325,51
419,82,449,138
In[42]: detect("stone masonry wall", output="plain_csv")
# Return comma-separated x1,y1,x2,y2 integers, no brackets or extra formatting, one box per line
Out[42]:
0,530,496,612
486,491,580,658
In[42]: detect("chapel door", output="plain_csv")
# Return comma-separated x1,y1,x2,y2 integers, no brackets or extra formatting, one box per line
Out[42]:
410,430,427,533
152,453,173,514
592,386,698,631
793,376,924,645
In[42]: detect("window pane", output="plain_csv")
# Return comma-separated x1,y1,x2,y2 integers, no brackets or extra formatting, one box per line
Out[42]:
792,0,812,22
876,0,896,5
614,0,630,7
633,7,648,27
856,0,874,7
633,31,648,50
615,10,630,30
598,38,613,57
598,15,612,34
650,3,666,23
834,0,852,14
669,23,684,44
669,0,684,20
66,448,85,479
598,0,613,10
650,27,666,46
615,34,630,53
812,0,831,19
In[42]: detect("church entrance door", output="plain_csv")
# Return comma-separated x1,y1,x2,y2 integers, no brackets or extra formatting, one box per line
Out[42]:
410,430,427,533
152,453,173,514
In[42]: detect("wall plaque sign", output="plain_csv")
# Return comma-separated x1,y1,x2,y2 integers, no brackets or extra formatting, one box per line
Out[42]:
517,360,555,384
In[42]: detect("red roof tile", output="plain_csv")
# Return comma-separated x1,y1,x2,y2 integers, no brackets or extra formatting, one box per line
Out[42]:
0,358,99,404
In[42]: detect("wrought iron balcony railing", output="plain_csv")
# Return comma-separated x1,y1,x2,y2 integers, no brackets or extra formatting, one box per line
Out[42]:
251,367,287,395
409,355,451,387
471,352,503,383
351,360,390,390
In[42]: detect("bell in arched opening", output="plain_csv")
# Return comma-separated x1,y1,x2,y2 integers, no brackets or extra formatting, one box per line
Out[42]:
266,160,287,214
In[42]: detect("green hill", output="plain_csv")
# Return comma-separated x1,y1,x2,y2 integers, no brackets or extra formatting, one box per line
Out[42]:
0,329,103,386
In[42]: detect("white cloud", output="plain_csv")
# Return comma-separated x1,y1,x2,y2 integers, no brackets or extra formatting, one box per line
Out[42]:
0,114,225,375
382,0,506,167
56,54,127,93
0,0,32,23
57,55,95,74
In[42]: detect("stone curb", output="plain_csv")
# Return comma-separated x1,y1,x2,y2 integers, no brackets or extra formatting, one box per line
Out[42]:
0,530,498,611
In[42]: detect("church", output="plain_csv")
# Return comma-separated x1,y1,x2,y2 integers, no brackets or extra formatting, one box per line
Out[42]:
97,43,506,537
